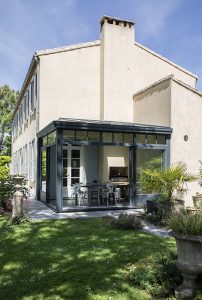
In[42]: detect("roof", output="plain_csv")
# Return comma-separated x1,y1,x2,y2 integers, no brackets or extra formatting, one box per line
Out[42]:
133,75,202,98
37,118,172,138
35,40,100,57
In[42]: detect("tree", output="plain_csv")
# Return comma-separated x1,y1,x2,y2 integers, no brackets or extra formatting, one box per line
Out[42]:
0,85,18,156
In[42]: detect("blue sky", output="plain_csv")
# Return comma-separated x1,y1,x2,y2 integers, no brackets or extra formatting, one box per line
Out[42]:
0,0,202,91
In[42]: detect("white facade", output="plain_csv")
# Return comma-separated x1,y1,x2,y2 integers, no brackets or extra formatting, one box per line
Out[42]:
12,16,200,206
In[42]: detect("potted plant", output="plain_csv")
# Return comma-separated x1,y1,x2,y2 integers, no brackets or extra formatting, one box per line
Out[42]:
192,161,202,209
168,210,202,299
141,162,197,215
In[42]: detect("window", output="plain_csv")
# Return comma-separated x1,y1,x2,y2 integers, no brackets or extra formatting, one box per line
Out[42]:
88,131,100,142
30,80,35,111
136,134,146,144
19,105,22,129
63,130,75,141
147,135,156,144
102,132,113,143
23,96,26,121
47,131,56,144
157,135,166,144
32,139,35,180
75,131,87,141
27,90,30,116
124,133,134,144
24,144,28,177
35,73,37,99
114,132,124,143
29,142,32,181
41,149,47,192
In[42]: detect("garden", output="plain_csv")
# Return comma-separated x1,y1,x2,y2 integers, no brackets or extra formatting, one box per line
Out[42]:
1,154,202,298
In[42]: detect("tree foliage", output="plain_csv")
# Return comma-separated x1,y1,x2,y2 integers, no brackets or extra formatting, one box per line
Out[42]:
0,85,18,156
0,156,11,180
0,156,14,208
141,162,197,202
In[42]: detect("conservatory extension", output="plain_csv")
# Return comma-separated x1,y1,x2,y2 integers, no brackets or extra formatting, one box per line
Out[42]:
37,118,172,212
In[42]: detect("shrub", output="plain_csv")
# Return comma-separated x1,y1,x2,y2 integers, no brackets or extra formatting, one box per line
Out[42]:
0,156,14,210
110,213,143,230
128,251,182,298
0,177,15,209
167,210,202,236
141,162,197,203
145,213,162,225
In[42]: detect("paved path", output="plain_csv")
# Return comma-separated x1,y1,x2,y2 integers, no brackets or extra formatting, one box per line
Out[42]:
25,198,170,238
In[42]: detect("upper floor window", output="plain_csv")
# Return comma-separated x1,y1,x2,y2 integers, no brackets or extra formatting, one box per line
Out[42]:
30,80,35,111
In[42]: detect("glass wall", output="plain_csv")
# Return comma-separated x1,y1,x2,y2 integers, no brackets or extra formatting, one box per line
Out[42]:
63,130,166,146
136,149,164,193
38,127,169,211
41,150,47,192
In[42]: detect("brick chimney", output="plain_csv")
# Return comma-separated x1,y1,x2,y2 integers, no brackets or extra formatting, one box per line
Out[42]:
100,16,135,122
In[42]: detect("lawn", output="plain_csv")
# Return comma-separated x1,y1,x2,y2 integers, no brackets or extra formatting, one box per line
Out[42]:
0,216,176,300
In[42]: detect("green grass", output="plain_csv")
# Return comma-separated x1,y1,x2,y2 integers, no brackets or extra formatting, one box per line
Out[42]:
0,216,176,300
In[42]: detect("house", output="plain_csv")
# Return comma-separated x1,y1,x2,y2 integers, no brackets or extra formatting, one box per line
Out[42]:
11,16,202,212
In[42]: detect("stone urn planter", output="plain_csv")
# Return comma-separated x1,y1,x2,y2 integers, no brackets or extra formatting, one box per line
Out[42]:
12,176,24,218
170,231,202,299
192,195,202,209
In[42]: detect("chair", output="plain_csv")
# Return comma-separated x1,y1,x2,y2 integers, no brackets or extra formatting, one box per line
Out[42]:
71,183,87,206
100,183,119,206
89,185,101,206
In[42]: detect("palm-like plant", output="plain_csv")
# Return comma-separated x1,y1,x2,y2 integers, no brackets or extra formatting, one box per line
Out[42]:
141,162,197,203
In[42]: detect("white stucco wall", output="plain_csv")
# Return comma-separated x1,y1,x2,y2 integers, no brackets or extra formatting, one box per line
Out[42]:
100,21,135,122
39,45,100,130
133,79,171,126
99,146,129,182
133,44,196,91
170,81,202,205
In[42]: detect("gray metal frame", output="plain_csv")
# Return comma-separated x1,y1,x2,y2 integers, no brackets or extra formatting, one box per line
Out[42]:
36,119,172,212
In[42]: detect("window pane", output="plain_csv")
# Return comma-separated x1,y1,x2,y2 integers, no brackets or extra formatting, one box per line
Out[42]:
71,169,80,177
88,131,100,142
41,150,46,192
157,135,166,144
71,178,79,185
114,132,123,143
136,149,163,193
76,131,87,141
63,130,75,141
48,131,56,144
147,135,156,144
63,168,67,177
102,132,113,143
43,136,47,146
63,159,67,168
63,149,68,158
136,134,146,144
72,150,80,158
124,133,133,144
71,159,80,168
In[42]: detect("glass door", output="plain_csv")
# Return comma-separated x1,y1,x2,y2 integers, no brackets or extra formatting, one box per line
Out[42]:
63,145,83,199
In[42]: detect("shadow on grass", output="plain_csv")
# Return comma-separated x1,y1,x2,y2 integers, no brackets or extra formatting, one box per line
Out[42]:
0,217,176,300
